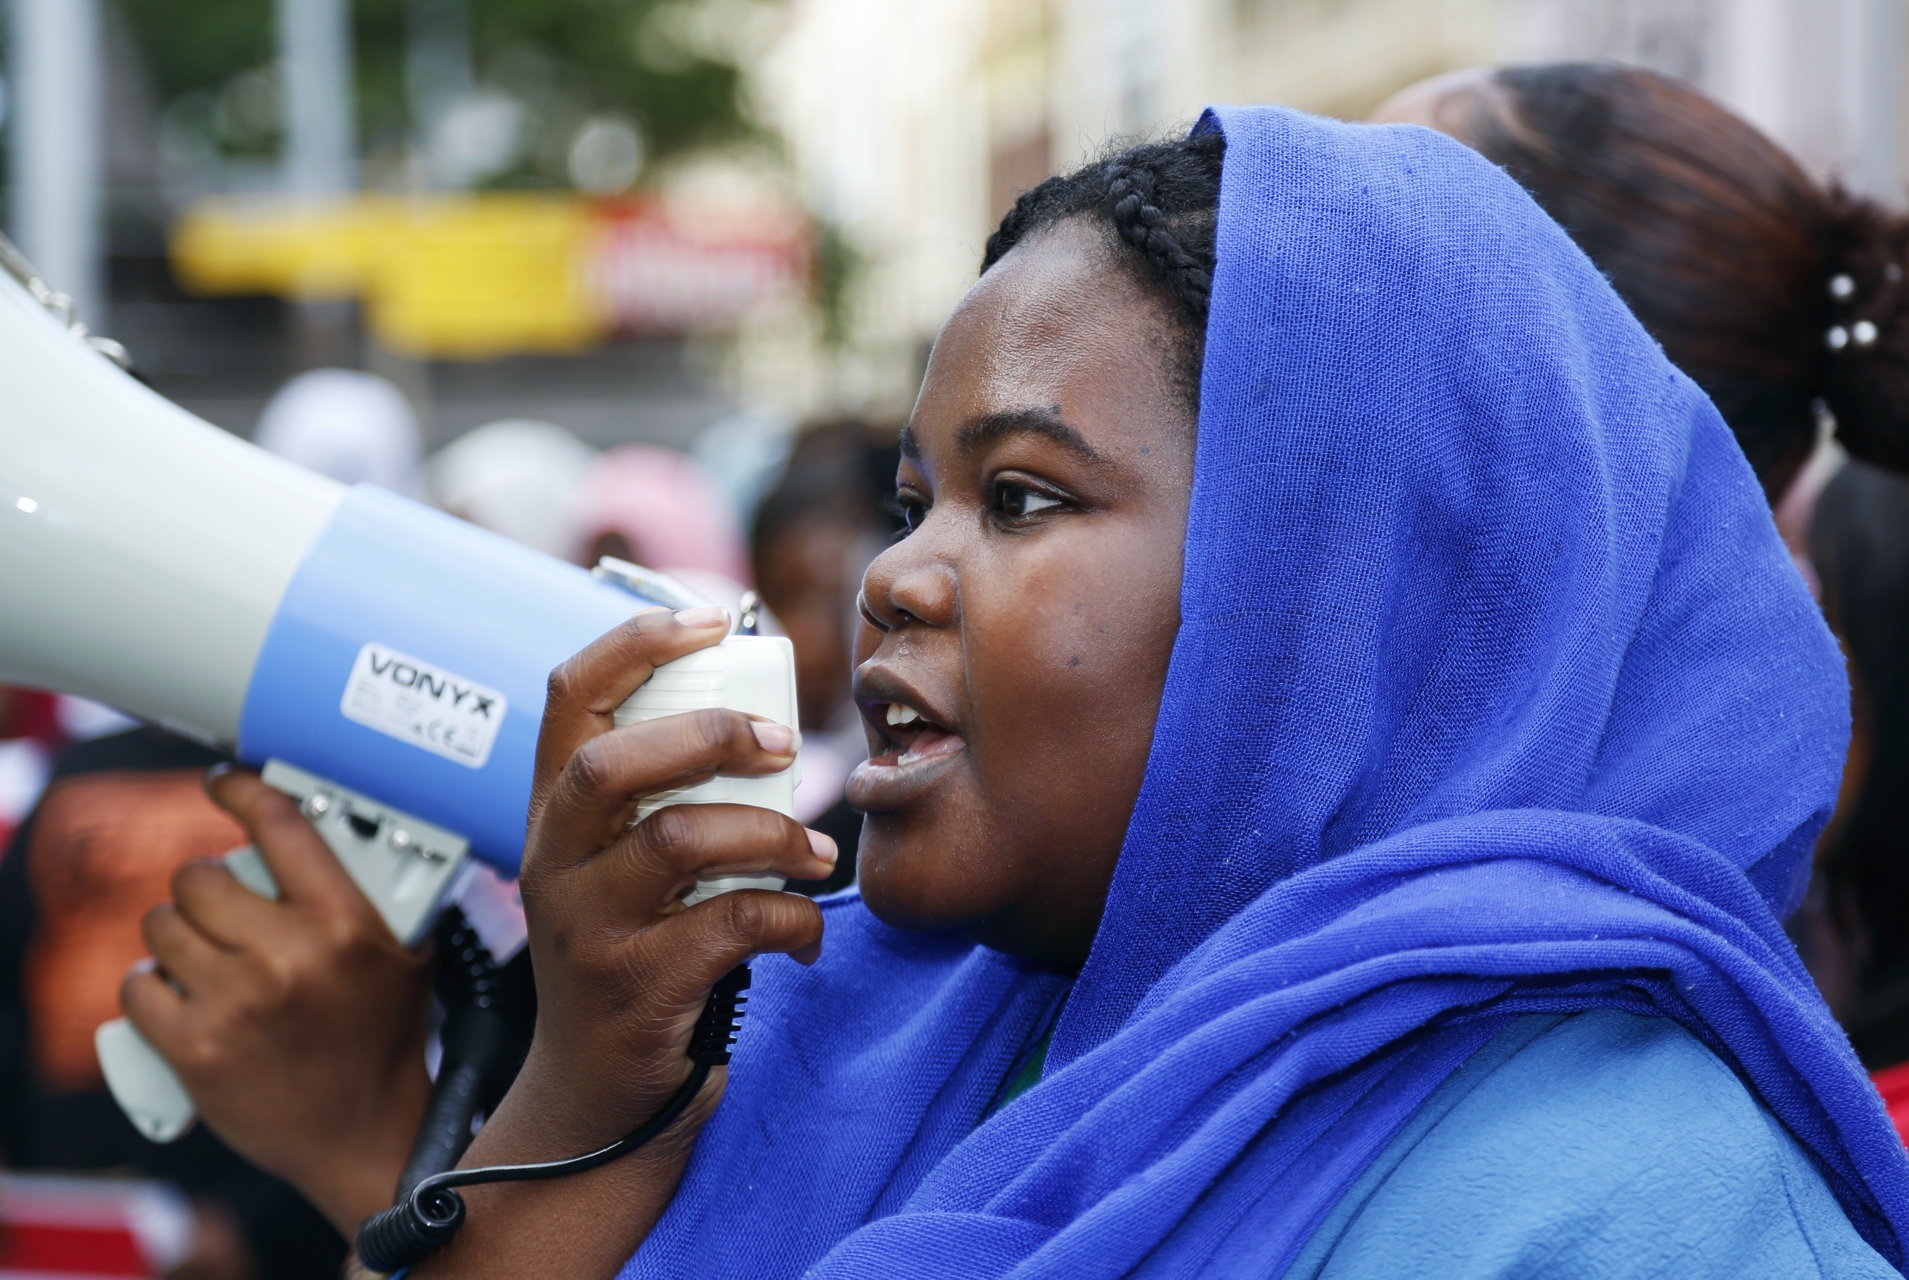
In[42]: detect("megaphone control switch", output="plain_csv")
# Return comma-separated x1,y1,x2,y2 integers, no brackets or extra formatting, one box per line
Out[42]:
259,760,470,948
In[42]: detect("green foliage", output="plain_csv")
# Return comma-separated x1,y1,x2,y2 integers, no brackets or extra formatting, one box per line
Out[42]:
468,0,756,156
113,0,275,100
111,0,760,170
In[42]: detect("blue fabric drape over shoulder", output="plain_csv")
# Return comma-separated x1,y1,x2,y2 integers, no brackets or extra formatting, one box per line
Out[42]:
620,105,1908,1279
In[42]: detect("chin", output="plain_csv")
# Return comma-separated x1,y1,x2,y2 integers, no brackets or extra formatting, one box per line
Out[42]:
854,811,1006,934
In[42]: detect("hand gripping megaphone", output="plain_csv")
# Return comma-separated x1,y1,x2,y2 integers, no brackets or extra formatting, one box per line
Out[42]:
0,238,796,1142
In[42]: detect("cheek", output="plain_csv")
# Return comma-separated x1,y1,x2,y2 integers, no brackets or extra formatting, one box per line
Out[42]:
962,521,1181,822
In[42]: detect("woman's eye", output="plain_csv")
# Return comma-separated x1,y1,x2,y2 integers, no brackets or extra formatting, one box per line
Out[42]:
994,481,1063,520
891,492,930,536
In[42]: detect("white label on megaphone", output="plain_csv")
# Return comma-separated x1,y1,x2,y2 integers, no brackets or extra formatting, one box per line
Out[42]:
340,643,507,769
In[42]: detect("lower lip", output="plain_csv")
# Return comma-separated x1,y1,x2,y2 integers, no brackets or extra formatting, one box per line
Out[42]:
846,734,966,813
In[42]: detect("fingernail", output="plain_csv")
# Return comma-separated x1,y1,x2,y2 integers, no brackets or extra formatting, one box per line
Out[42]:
751,721,797,755
807,829,838,863
129,957,156,975
203,762,234,785
674,606,729,629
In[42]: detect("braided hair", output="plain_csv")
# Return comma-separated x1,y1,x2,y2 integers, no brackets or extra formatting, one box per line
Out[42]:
981,132,1225,411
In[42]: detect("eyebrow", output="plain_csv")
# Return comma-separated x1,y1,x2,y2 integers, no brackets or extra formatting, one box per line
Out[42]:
899,408,1106,465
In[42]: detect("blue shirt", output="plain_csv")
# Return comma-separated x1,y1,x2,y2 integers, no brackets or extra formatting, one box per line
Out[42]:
1287,1010,1896,1278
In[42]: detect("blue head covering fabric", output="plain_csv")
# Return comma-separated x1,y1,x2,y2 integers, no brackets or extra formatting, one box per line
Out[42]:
619,104,1906,1279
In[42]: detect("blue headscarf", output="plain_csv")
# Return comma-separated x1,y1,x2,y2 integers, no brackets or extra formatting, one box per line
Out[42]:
620,105,1907,1278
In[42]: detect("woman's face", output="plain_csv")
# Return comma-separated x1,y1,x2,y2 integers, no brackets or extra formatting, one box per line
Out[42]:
847,218,1197,968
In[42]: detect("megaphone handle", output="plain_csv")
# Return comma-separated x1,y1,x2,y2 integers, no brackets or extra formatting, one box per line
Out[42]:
95,1016,196,1143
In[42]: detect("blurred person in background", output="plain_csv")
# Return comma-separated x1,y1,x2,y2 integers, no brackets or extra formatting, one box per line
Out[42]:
1814,468,1909,1079
1373,64,1905,503
752,421,901,895
253,370,423,497
425,419,597,557
1374,63,1909,1080
0,733,352,1280
690,410,802,537
570,443,752,609
0,376,453,1279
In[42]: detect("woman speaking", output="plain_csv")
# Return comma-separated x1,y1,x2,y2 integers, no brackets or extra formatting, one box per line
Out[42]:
134,104,1907,1276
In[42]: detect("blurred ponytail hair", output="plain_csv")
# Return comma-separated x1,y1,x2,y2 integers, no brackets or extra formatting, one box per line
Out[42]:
1821,197,1909,472
1459,63,1909,496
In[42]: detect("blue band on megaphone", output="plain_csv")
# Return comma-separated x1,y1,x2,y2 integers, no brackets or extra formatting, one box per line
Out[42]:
236,484,652,873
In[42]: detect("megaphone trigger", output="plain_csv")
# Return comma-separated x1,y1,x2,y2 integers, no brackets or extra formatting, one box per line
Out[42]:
254,759,470,949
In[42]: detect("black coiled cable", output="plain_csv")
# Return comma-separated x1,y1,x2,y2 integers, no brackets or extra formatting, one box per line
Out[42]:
355,963,751,1273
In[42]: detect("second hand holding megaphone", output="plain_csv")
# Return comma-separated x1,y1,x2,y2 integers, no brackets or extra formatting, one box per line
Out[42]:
94,626,799,1145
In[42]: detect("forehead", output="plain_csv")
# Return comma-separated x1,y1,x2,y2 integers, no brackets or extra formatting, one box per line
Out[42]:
909,220,1184,454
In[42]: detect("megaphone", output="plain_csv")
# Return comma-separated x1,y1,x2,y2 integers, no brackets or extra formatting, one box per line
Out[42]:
0,239,797,1140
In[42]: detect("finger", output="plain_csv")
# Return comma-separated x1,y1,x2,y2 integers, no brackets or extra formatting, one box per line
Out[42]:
169,857,277,949
534,711,800,864
534,606,731,808
203,767,374,919
629,889,826,1013
120,959,190,1056
140,902,234,998
577,804,837,912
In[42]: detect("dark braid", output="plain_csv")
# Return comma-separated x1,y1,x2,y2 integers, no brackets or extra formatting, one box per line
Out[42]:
981,132,1225,408
1105,161,1213,317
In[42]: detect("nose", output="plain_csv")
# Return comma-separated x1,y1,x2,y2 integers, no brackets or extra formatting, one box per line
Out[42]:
858,534,957,634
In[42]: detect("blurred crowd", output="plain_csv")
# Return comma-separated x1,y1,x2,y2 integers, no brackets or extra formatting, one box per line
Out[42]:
7,61,1909,1278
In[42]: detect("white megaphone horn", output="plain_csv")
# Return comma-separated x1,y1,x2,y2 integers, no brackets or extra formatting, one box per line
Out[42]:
0,235,796,1142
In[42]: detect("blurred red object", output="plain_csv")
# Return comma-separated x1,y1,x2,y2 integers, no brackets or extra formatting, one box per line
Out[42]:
0,1172,192,1277
0,687,63,850
0,688,59,743
1872,1060,1909,1145
586,195,810,334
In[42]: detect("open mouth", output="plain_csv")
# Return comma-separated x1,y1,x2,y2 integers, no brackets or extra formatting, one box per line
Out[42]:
851,679,969,812
868,699,966,767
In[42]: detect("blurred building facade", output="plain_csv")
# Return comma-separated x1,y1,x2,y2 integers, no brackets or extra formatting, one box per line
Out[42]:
755,0,1909,417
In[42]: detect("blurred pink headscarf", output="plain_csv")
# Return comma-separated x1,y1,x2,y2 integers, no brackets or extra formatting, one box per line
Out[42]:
572,445,750,582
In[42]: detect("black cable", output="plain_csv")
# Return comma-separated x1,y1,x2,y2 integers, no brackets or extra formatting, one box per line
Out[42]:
355,963,750,1272
393,913,535,1202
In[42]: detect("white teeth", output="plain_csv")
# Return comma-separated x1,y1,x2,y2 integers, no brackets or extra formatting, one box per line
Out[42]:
885,702,922,726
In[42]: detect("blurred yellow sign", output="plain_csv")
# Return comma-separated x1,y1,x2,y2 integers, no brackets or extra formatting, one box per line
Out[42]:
171,193,808,360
